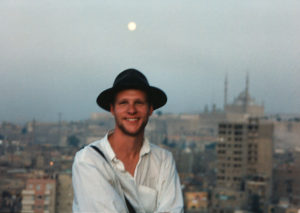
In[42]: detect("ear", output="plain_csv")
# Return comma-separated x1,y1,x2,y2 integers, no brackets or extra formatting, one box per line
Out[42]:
148,105,154,116
110,104,115,116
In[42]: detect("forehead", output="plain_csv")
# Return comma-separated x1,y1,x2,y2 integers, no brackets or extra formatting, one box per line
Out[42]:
114,89,148,101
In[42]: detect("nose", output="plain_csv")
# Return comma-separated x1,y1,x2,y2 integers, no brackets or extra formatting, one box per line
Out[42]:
127,103,137,114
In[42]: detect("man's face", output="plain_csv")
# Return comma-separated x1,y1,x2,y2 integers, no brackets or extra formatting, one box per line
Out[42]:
110,89,153,137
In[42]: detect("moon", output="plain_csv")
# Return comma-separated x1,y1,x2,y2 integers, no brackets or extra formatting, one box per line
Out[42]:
128,22,137,31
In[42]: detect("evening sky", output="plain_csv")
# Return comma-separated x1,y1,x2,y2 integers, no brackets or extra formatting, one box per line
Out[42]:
1,0,299,122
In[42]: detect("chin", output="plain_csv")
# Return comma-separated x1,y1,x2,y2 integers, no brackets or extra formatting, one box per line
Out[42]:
123,129,143,137
119,125,146,137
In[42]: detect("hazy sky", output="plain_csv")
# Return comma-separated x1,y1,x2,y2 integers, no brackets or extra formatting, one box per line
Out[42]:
1,0,300,123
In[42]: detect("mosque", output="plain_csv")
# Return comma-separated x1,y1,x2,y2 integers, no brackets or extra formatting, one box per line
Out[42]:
224,74,264,120
201,74,264,122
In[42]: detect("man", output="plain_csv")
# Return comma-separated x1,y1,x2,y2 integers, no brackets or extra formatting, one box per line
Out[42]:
72,69,183,213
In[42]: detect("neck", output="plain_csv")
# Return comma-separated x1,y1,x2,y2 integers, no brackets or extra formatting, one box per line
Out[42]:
108,129,144,159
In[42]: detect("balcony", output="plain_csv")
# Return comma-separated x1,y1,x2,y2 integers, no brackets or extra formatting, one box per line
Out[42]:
22,190,34,195
21,199,35,205
44,190,51,195
44,200,50,205
21,210,34,213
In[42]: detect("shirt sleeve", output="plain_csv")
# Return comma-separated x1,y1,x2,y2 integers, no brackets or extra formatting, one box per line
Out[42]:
72,150,128,213
155,152,184,213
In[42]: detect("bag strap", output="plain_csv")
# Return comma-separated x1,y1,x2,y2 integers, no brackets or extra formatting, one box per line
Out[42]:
90,145,136,213
91,145,107,161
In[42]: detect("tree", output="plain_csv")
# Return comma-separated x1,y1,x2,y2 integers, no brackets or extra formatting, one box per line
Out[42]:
21,127,27,135
67,135,80,148
156,110,162,116
250,194,262,213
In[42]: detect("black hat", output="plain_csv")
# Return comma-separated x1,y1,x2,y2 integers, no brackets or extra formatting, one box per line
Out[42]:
97,68,167,111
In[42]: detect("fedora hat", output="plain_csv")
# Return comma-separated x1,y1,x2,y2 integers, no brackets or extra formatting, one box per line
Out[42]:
97,68,167,111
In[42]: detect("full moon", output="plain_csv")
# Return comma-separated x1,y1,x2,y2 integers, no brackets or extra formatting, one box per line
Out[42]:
128,22,137,31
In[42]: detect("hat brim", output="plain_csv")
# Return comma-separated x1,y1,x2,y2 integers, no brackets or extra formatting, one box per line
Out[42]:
97,85,167,111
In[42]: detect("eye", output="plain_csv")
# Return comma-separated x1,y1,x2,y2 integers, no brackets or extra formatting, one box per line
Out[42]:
118,100,128,105
135,100,146,105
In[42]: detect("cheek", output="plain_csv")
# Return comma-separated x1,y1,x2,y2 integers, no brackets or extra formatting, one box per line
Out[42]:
142,108,152,116
112,105,126,113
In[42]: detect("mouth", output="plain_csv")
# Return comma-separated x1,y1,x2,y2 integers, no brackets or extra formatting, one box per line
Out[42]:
125,118,139,122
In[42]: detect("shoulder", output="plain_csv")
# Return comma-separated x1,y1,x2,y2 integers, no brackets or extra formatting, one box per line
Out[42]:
149,143,175,165
73,138,106,164
148,144,178,182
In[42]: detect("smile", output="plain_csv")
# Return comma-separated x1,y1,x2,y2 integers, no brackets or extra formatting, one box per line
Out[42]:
125,118,139,121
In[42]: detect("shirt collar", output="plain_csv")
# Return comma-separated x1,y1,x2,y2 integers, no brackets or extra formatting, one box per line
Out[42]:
140,137,151,157
102,131,151,162
102,132,116,162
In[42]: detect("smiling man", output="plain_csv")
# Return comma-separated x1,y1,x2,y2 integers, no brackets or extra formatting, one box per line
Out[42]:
72,69,183,213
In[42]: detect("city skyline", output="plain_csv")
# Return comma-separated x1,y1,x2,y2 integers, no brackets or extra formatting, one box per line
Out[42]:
1,0,300,123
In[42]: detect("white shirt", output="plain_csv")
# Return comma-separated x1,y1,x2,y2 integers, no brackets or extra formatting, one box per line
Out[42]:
72,133,184,213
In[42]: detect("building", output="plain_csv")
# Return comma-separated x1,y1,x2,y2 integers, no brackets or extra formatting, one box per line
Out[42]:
55,173,73,213
200,74,264,129
225,74,264,121
273,149,300,206
213,118,274,213
184,191,208,212
21,178,56,213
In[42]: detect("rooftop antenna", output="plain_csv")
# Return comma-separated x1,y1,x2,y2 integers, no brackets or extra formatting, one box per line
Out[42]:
58,112,62,146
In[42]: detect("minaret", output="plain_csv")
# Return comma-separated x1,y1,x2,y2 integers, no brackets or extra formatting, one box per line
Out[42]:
58,112,62,146
246,72,249,96
244,73,249,113
224,74,228,111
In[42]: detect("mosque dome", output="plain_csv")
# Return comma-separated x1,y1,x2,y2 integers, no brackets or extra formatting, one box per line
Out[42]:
232,90,257,106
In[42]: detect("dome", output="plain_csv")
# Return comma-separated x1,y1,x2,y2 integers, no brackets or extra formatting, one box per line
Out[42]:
232,90,257,106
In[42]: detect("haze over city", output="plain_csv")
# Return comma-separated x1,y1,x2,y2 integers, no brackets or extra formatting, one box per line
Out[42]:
1,0,299,123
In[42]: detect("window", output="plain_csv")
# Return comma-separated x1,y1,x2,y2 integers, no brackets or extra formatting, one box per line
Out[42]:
234,131,243,135
219,130,226,135
234,124,243,129
36,184,41,191
219,124,227,128
234,137,242,142
46,183,52,190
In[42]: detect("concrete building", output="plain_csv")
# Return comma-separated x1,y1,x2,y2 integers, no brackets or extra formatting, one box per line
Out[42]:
273,150,300,206
213,118,274,213
21,178,56,213
55,173,73,213
184,191,208,213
